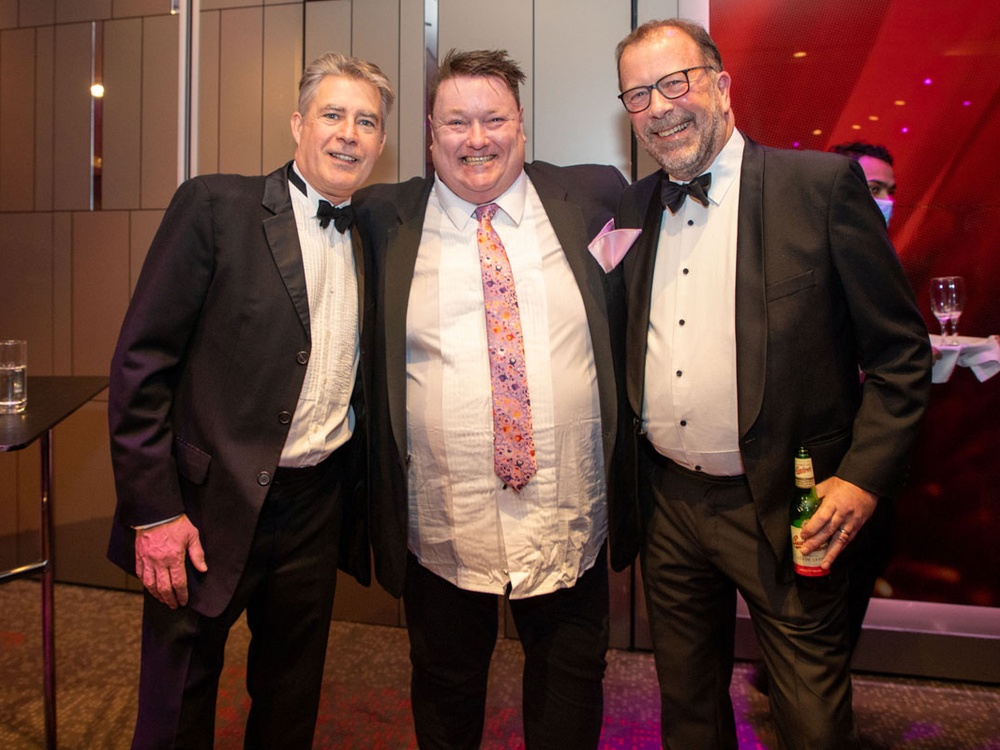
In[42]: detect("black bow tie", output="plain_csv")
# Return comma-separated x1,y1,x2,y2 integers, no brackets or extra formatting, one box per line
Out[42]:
661,173,712,214
316,201,355,233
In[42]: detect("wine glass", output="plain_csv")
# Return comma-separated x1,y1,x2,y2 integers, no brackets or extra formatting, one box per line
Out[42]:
929,276,966,345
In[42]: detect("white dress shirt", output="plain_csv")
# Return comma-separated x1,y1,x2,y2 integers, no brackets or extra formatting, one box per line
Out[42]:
279,163,359,467
643,130,746,476
405,171,606,599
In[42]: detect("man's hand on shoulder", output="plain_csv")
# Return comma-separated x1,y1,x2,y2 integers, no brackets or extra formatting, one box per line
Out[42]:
135,514,208,608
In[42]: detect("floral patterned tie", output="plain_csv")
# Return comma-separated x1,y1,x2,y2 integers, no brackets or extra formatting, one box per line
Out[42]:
475,203,537,492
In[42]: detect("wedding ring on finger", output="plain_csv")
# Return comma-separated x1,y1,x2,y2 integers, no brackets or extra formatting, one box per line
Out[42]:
837,526,851,543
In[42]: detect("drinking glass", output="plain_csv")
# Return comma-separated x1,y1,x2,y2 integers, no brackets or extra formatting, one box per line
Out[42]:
929,276,966,345
0,339,27,414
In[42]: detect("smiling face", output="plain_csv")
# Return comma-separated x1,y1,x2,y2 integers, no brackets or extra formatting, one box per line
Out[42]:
429,74,526,204
291,75,386,204
619,28,734,181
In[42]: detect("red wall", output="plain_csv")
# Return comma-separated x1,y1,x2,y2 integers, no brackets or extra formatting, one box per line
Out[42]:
713,0,1000,606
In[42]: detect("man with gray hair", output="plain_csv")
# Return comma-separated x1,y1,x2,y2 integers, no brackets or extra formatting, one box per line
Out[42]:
613,19,930,749
107,52,393,748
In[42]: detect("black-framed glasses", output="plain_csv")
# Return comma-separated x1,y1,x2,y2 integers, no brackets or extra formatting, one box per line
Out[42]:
618,66,716,113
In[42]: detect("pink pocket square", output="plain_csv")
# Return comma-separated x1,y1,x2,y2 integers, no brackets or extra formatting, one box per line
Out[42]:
588,219,642,273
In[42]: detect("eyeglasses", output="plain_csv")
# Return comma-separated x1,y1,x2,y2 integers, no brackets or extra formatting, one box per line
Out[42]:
618,66,716,113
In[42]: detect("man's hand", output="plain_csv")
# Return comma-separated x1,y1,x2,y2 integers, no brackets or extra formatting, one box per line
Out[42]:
798,476,877,571
134,514,208,608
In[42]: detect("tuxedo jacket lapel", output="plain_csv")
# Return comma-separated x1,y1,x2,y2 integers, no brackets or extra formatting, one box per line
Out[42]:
384,178,435,464
623,176,664,420
735,138,767,438
262,165,310,338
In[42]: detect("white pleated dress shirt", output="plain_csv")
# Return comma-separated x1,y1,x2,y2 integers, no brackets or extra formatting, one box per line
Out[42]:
643,130,746,477
405,171,606,599
279,163,359,467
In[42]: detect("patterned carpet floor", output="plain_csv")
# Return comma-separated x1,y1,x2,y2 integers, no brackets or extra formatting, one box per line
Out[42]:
1,580,998,749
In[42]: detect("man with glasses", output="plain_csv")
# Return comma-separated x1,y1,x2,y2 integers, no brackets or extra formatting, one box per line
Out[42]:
613,19,931,749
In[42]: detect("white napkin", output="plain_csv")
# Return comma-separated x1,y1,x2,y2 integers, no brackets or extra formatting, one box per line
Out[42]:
587,219,641,273
929,335,1000,383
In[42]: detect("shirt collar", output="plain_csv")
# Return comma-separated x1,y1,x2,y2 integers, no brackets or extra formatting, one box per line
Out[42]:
433,170,528,231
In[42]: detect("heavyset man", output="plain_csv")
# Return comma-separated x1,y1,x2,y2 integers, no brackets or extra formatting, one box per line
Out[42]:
357,48,628,749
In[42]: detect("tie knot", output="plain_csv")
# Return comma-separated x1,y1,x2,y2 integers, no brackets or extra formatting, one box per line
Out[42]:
316,200,355,233
474,203,500,224
660,172,712,214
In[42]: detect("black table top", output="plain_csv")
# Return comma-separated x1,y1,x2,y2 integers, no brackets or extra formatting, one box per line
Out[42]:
0,376,109,452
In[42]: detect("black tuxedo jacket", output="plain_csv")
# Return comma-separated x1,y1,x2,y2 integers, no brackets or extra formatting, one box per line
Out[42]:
355,161,630,597
616,136,932,569
107,162,371,617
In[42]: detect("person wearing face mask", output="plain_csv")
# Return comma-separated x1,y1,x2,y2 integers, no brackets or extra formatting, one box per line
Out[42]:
613,20,931,749
831,141,896,227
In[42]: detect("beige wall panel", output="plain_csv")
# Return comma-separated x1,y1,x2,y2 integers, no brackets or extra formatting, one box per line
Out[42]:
52,402,112,527
52,212,73,373
438,0,534,162
102,17,142,210
0,28,36,211
72,211,130,375
397,0,425,180
15,442,41,535
53,23,93,211
34,25,55,211
678,0,708,28
52,400,121,587
261,3,301,173
218,6,263,175
333,575,402,627
534,0,631,173
633,0,683,181
141,14,179,207
0,214,54,373
56,0,112,23
129,209,164,292
0,453,17,570
202,0,259,9
303,0,350,71
20,1,55,28
0,0,16,28
113,0,174,18
196,9,220,176
352,0,399,186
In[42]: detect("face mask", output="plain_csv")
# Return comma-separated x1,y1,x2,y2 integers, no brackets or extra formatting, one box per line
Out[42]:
874,198,893,227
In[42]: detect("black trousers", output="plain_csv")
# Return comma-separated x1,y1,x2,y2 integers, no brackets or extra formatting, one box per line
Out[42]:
403,547,610,750
639,442,859,750
131,452,345,750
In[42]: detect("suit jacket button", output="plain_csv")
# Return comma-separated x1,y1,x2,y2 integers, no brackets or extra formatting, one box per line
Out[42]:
257,471,271,486
278,411,292,424
296,350,309,365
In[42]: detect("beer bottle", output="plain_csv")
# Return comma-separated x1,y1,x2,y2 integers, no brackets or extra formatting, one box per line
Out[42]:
790,446,829,577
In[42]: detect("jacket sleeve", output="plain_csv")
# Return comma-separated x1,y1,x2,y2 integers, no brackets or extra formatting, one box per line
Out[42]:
108,177,217,527
828,158,933,497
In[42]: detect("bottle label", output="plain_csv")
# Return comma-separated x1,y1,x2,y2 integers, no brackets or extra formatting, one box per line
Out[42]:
794,456,815,489
790,522,828,576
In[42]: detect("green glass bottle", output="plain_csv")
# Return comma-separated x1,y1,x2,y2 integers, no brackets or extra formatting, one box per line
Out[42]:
790,446,829,577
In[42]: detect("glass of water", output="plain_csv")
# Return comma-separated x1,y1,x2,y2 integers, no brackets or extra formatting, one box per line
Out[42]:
1,339,27,414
